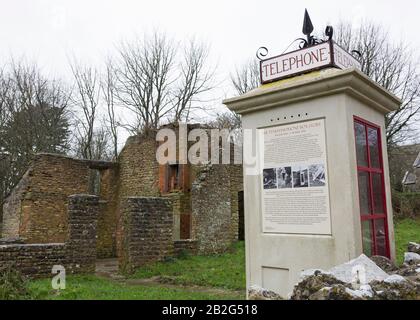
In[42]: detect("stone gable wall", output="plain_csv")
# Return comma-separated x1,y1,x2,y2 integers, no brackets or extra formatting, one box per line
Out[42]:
117,136,160,198
1,154,117,251
115,136,160,259
1,170,31,239
1,154,91,243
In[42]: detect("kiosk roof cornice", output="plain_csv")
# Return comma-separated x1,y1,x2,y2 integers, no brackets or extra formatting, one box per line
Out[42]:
223,67,401,115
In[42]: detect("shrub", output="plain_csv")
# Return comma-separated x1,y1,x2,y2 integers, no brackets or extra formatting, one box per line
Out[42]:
392,191,420,219
0,266,32,300
175,249,190,260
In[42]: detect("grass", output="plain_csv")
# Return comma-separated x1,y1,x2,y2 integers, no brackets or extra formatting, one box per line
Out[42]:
27,241,246,300
394,217,420,265
28,275,244,300
131,241,246,291
25,220,420,300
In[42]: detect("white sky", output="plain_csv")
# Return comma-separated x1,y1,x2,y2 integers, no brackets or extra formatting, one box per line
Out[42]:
0,0,419,143
1,0,419,86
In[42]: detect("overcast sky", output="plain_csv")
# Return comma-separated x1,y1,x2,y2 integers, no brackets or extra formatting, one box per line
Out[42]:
0,0,419,142
1,0,419,84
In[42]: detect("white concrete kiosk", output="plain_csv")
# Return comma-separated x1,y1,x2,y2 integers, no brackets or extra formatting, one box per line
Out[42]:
223,67,401,298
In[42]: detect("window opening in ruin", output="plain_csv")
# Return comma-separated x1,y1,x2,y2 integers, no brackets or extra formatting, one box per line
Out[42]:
168,164,180,191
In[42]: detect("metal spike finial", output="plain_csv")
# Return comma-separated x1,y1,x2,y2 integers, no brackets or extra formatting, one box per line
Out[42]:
302,9,314,46
302,9,314,35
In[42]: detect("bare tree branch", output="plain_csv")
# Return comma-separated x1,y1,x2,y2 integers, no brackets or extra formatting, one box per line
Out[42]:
335,20,420,147
230,59,260,95
69,59,101,159
113,31,214,133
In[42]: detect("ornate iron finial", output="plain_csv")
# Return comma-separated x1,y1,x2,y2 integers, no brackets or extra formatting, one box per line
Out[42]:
325,26,334,41
256,47,268,61
302,9,314,46
256,9,337,60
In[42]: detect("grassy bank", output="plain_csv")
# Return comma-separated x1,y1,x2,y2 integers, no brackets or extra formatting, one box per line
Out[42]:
131,241,246,291
27,241,246,300
28,275,243,300
394,217,420,264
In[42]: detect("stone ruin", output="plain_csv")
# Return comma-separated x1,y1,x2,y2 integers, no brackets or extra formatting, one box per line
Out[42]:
249,242,420,300
0,123,244,277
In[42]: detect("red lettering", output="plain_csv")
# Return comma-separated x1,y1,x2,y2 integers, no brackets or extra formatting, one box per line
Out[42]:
263,64,270,77
319,48,328,61
304,52,312,65
296,54,303,68
269,62,276,76
289,56,296,69
282,59,289,72
276,61,281,74
311,50,319,62
337,50,342,64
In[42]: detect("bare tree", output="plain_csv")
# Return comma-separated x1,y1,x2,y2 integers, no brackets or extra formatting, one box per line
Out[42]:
101,59,119,160
113,31,214,133
172,39,214,122
335,21,420,147
70,61,100,159
208,111,241,130
230,58,260,95
74,126,112,161
0,60,70,208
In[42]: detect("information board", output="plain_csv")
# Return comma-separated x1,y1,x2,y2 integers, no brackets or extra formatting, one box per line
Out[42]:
261,119,331,235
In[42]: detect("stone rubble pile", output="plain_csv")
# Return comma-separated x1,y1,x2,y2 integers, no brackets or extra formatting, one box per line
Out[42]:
248,242,420,300
248,285,283,300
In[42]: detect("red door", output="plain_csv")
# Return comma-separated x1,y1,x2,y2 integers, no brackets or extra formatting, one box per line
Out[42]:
354,116,390,258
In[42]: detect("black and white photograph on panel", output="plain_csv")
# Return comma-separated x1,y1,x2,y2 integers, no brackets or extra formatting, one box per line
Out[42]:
292,165,309,188
309,164,326,187
263,168,277,189
276,166,292,189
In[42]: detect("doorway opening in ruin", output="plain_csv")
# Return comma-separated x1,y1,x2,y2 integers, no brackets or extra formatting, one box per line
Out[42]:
238,190,244,241
89,169,101,195
180,213,191,239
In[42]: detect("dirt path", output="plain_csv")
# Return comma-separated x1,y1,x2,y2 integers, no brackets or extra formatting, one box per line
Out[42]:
95,258,125,281
95,259,244,298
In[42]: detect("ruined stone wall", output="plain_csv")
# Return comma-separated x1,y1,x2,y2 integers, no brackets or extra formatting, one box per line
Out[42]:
0,243,66,278
0,194,99,278
66,194,99,274
115,136,161,259
120,197,173,273
191,164,232,254
173,239,198,256
2,154,91,243
117,135,160,198
1,170,31,238
2,153,116,247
